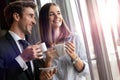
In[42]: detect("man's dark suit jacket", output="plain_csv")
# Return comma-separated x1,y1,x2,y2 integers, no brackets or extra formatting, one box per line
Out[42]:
0,32,44,80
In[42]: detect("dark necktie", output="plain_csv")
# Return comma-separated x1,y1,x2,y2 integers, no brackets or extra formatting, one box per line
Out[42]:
18,40,29,49
18,40,33,79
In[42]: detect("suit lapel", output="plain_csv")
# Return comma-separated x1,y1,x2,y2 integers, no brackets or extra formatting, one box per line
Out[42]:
5,32,34,80
6,32,21,55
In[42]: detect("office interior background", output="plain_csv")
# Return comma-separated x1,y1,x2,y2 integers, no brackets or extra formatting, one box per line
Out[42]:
1,0,120,80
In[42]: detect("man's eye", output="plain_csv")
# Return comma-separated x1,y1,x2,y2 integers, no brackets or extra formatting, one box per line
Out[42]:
57,12,61,15
30,15,33,17
29,14,33,18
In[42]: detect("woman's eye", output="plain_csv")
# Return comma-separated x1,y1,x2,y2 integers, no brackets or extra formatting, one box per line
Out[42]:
49,12,61,16
49,13,54,16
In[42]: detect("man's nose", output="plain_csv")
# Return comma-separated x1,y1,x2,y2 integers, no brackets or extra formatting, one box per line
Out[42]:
32,18,36,24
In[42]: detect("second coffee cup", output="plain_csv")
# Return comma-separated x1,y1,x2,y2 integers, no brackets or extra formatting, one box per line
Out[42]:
54,43,66,57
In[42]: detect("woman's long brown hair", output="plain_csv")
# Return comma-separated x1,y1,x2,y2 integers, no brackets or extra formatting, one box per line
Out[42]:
39,3,70,47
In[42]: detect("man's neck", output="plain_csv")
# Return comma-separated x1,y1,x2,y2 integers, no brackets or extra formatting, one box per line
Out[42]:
10,23,25,39
9,29,25,39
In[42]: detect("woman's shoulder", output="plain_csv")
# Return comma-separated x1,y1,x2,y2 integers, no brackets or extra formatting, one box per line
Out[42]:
69,32,81,39
65,32,80,42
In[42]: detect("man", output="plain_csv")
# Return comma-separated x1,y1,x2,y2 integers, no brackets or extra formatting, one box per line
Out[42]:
0,1,44,80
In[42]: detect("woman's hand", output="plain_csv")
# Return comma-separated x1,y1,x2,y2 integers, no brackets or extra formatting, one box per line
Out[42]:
39,68,57,80
65,42,85,71
45,48,57,67
65,42,77,60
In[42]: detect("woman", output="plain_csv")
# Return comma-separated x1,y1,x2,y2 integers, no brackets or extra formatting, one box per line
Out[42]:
39,3,89,80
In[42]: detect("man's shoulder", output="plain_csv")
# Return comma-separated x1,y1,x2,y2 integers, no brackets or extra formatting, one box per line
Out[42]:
0,32,10,44
0,35,6,41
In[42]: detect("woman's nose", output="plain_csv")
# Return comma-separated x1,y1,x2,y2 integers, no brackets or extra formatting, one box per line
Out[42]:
54,14,59,18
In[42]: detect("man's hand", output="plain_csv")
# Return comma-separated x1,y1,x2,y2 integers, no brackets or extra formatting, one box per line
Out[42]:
20,45,43,62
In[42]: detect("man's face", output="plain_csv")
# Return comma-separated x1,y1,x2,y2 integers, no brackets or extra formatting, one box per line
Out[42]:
18,7,36,35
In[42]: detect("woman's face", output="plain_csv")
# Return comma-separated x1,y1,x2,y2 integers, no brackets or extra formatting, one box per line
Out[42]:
48,5,63,29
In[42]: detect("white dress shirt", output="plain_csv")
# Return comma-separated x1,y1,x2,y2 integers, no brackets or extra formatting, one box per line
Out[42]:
9,31,28,71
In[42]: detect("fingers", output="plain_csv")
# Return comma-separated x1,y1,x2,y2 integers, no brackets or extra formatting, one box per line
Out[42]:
31,45,41,57
65,42,75,54
40,68,57,80
65,42,77,59
40,71,53,80
43,71,52,79
31,45,45,59
53,68,57,74
46,48,57,59
21,44,44,62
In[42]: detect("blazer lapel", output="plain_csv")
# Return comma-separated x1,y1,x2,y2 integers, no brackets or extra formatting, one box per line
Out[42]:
6,32,21,55
5,32,34,80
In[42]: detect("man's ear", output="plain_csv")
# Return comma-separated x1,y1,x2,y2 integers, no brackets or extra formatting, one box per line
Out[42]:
13,13,20,21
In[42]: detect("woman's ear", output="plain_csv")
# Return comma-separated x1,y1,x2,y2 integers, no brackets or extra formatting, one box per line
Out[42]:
13,13,20,21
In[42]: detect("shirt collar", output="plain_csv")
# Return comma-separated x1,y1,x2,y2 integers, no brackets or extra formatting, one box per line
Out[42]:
8,30,25,41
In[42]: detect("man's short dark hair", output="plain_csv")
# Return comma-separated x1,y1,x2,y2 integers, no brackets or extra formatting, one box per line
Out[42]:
4,1,36,29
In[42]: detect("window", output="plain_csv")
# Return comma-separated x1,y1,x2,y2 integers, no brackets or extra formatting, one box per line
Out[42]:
34,0,120,80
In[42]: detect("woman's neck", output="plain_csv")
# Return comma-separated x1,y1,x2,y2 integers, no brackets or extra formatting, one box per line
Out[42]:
54,28,60,40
